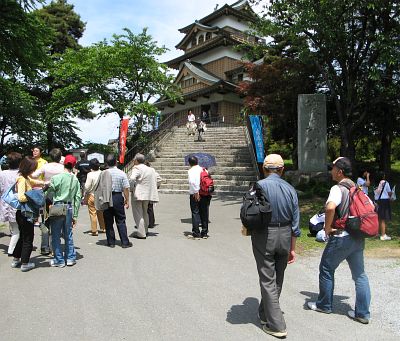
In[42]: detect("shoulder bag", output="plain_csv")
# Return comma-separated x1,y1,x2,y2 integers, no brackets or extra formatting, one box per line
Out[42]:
48,174,74,217
1,182,21,210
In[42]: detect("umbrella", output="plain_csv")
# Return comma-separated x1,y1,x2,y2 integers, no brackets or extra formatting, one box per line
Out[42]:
184,153,216,169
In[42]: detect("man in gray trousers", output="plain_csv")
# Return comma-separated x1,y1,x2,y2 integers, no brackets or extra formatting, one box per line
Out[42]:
251,154,300,338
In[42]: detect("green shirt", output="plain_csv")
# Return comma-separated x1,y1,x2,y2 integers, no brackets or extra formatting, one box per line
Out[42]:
48,171,81,218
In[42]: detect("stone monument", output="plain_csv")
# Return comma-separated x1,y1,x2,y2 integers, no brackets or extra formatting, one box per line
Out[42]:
298,94,327,173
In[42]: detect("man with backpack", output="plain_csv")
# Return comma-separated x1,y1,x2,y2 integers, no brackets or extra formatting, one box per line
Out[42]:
251,154,300,338
308,157,371,325
187,156,212,239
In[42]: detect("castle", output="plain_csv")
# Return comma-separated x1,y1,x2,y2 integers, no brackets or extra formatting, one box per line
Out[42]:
155,0,260,125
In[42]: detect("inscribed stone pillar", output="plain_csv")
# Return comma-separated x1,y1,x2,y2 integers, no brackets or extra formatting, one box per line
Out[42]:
298,94,327,172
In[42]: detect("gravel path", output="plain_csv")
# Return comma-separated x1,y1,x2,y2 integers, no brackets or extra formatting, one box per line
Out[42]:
0,194,398,340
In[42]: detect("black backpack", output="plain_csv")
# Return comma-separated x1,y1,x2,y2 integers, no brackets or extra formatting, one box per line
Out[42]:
240,183,272,230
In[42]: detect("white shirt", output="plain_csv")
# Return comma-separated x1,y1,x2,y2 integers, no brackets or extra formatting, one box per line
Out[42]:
187,114,195,122
326,183,349,237
84,170,102,194
31,162,64,182
374,180,391,200
188,165,202,194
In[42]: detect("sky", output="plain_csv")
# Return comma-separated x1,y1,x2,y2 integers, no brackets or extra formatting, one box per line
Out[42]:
57,0,243,144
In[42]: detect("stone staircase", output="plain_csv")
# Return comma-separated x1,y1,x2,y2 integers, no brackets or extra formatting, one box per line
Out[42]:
151,126,258,194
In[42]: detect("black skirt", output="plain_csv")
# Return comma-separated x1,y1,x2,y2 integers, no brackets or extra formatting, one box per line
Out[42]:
377,199,392,221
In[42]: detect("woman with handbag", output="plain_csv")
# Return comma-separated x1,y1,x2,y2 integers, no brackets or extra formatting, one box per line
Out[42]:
0,152,22,256
47,155,81,267
11,156,43,272
374,172,393,241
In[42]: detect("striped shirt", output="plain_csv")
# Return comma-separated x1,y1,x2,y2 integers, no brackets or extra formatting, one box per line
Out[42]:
108,166,130,192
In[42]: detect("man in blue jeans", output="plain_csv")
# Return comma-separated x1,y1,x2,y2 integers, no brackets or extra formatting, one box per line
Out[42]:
308,157,371,324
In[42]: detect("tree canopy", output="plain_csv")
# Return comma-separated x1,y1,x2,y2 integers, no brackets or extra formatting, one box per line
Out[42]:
53,28,181,136
248,0,400,170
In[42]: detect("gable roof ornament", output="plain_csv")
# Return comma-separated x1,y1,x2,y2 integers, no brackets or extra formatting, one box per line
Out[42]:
178,1,256,33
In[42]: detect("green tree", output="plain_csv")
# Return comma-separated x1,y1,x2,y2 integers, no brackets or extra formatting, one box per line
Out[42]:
0,0,48,153
250,0,400,168
238,34,318,166
31,0,88,151
52,28,181,138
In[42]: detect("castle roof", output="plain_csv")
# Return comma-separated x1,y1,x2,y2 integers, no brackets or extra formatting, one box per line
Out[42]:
167,32,250,69
178,1,256,33
175,22,220,50
155,60,237,108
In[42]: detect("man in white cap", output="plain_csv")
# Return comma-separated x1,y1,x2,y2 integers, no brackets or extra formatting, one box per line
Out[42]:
251,153,300,338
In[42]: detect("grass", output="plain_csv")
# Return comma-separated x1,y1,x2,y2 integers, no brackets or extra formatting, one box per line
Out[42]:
297,196,400,256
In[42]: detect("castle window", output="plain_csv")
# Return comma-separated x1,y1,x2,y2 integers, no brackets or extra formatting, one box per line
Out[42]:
198,35,204,44
205,32,211,40
237,73,243,82
191,36,197,47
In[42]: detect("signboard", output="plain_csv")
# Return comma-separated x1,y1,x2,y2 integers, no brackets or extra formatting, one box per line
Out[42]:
87,153,104,164
249,115,265,163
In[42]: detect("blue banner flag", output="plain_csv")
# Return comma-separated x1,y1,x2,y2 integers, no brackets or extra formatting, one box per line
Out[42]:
249,115,265,163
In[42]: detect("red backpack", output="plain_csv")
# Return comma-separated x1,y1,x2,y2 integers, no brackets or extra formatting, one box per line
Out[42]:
334,181,378,237
199,168,215,197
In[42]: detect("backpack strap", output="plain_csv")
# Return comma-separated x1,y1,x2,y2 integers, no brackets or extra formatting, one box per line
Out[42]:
336,179,355,218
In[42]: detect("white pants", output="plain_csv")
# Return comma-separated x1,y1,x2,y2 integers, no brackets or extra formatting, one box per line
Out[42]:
8,221,20,255
131,200,149,238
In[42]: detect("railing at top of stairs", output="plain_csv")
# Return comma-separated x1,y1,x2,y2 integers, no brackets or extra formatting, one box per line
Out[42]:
123,113,182,174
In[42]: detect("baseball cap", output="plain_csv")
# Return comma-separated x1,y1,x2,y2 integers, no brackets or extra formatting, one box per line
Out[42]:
329,157,352,175
263,154,284,169
64,154,77,168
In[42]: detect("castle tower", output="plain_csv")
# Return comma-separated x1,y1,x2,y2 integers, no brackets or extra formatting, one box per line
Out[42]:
155,0,259,125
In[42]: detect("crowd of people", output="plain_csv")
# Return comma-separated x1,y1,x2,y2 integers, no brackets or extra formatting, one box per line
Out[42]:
0,147,167,270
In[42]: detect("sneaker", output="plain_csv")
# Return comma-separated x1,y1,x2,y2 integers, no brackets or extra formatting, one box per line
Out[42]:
262,325,287,338
348,310,369,324
380,234,391,241
50,259,65,268
257,314,267,325
91,232,98,236
187,234,201,240
307,302,331,314
20,262,35,272
40,248,51,255
201,234,209,239
66,259,76,266
11,259,21,268
121,242,133,248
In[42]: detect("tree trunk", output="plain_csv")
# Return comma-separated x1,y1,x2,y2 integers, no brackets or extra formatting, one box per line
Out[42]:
46,122,54,152
379,106,393,174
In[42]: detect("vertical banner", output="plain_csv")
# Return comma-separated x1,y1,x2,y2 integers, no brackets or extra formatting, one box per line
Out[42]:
249,115,265,163
118,117,130,164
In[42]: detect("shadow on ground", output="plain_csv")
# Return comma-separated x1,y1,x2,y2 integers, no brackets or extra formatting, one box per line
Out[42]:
300,290,351,315
226,297,261,328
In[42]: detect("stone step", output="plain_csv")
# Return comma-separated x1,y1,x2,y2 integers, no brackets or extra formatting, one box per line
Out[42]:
158,189,245,195
159,145,249,151
158,183,250,192
161,178,253,187
156,169,256,176
155,152,250,158
152,160,252,167
153,165,256,172
158,173,256,181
